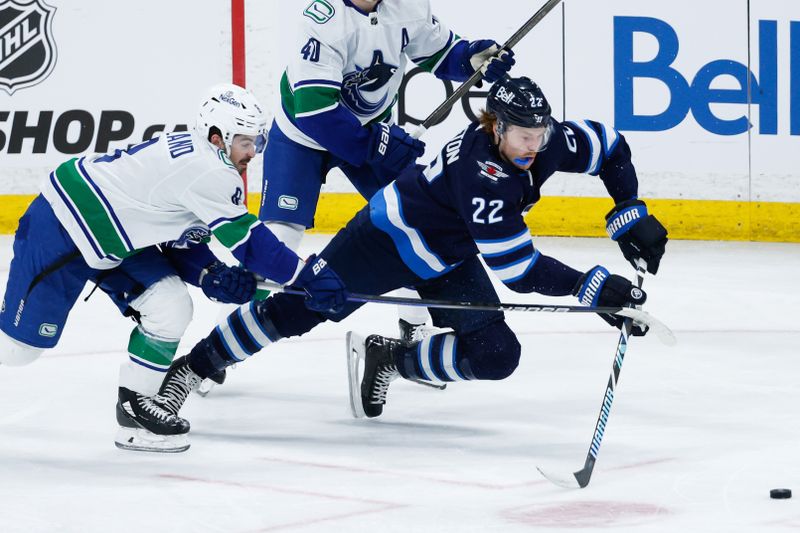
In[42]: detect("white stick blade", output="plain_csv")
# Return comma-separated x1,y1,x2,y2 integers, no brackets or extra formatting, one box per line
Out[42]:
617,308,677,346
536,466,581,489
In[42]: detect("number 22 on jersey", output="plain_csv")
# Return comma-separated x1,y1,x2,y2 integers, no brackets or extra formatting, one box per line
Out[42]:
472,198,503,224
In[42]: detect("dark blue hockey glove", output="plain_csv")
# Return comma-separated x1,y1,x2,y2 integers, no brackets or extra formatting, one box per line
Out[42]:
289,254,348,314
365,123,426,176
605,199,668,275
200,262,257,304
462,40,516,83
573,265,648,336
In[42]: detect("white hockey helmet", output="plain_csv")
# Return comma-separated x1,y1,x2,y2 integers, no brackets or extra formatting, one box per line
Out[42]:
195,83,268,154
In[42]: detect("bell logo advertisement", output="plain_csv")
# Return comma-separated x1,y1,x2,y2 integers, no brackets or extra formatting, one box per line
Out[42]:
615,16,800,137
0,0,57,95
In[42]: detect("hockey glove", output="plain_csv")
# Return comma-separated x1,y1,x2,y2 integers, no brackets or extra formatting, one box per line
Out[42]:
605,199,668,275
463,40,516,83
365,123,426,177
200,262,257,304
573,265,648,336
289,254,348,314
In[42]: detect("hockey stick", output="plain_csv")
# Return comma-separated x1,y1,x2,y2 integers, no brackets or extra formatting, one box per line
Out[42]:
536,259,649,489
412,0,563,138
256,281,676,346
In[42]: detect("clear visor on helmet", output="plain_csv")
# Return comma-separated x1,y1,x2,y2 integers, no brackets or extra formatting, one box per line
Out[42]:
230,132,268,155
255,132,267,154
503,119,555,153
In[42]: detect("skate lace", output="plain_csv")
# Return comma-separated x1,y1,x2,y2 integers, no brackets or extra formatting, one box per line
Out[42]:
370,363,399,404
160,366,201,415
402,322,449,344
137,395,174,422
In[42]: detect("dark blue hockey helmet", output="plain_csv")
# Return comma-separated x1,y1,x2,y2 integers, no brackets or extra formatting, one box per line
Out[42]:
487,76,553,149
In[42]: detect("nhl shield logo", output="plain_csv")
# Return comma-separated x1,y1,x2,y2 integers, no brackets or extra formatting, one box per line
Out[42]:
0,0,57,95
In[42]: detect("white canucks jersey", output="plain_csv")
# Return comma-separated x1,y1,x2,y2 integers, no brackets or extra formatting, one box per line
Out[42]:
41,132,255,270
277,0,462,150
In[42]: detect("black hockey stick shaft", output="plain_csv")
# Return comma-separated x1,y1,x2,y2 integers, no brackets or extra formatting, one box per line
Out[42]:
258,282,626,315
257,280,674,345
415,0,563,135
571,259,648,488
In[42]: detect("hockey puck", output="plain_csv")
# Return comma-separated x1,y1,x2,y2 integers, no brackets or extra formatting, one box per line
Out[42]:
770,489,792,499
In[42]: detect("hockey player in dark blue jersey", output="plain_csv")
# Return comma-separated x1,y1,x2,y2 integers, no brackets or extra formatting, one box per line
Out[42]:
154,76,668,429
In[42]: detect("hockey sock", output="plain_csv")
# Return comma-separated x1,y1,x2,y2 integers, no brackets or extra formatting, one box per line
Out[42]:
396,322,522,382
396,333,472,383
187,300,283,379
123,327,179,395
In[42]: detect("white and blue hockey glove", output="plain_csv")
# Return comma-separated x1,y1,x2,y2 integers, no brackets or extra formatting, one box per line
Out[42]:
463,40,516,83
200,262,257,304
573,265,648,336
365,123,426,176
605,199,668,275
289,255,348,314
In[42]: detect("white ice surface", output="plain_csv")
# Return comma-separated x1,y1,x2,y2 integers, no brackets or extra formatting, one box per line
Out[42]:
1,234,798,532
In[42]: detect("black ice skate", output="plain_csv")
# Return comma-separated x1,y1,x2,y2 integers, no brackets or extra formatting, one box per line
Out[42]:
115,387,190,453
158,355,203,416
347,332,402,418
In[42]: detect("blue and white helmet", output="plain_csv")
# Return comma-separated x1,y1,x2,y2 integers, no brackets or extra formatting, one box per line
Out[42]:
195,83,268,154
487,76,554,150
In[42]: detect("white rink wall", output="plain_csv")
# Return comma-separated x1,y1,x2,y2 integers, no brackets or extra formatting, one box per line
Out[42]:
0,0,798,202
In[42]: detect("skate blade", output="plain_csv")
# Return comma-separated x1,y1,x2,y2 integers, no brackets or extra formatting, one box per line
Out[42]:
195,378,216,397
114,427,190,453
346,331,367,419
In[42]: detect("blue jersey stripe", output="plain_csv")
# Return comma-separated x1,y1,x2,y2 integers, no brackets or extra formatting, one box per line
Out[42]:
369,184,455,280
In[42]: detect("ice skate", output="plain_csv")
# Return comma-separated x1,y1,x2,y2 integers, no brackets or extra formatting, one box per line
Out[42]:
195,367,228,398
347,332,402,419
398,318,446,343
158,355,203,416
114,387,190,453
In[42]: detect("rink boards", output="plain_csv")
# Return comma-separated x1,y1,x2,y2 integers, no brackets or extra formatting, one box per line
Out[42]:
0,0,798,241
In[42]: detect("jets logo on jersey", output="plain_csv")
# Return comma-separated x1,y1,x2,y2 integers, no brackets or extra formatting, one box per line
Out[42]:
341,51,398,116
477,161,509,181
303,0,335,24
0,0,57,95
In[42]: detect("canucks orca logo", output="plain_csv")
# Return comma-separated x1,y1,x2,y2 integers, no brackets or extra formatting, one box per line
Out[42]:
172,226,211,248
341,51,397,116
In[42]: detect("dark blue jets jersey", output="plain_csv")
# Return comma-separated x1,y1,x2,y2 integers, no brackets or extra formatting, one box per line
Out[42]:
369,119,639,296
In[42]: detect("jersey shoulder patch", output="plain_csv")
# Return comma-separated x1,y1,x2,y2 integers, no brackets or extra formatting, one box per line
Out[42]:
303,0,337,24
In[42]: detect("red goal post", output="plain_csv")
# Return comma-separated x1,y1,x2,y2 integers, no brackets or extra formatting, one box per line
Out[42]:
231,0,249,202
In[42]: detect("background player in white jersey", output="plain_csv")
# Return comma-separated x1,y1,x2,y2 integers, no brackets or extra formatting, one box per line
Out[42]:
260,0,515,338
0,84,348,452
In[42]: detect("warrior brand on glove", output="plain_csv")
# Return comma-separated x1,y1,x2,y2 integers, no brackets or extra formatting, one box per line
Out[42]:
200,262,257,305
574,265,648,336
605,199,668,275
289,254,348,314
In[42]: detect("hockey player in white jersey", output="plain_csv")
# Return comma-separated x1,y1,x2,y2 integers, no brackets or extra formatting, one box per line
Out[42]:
260,0,516,339
0,83,348,452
